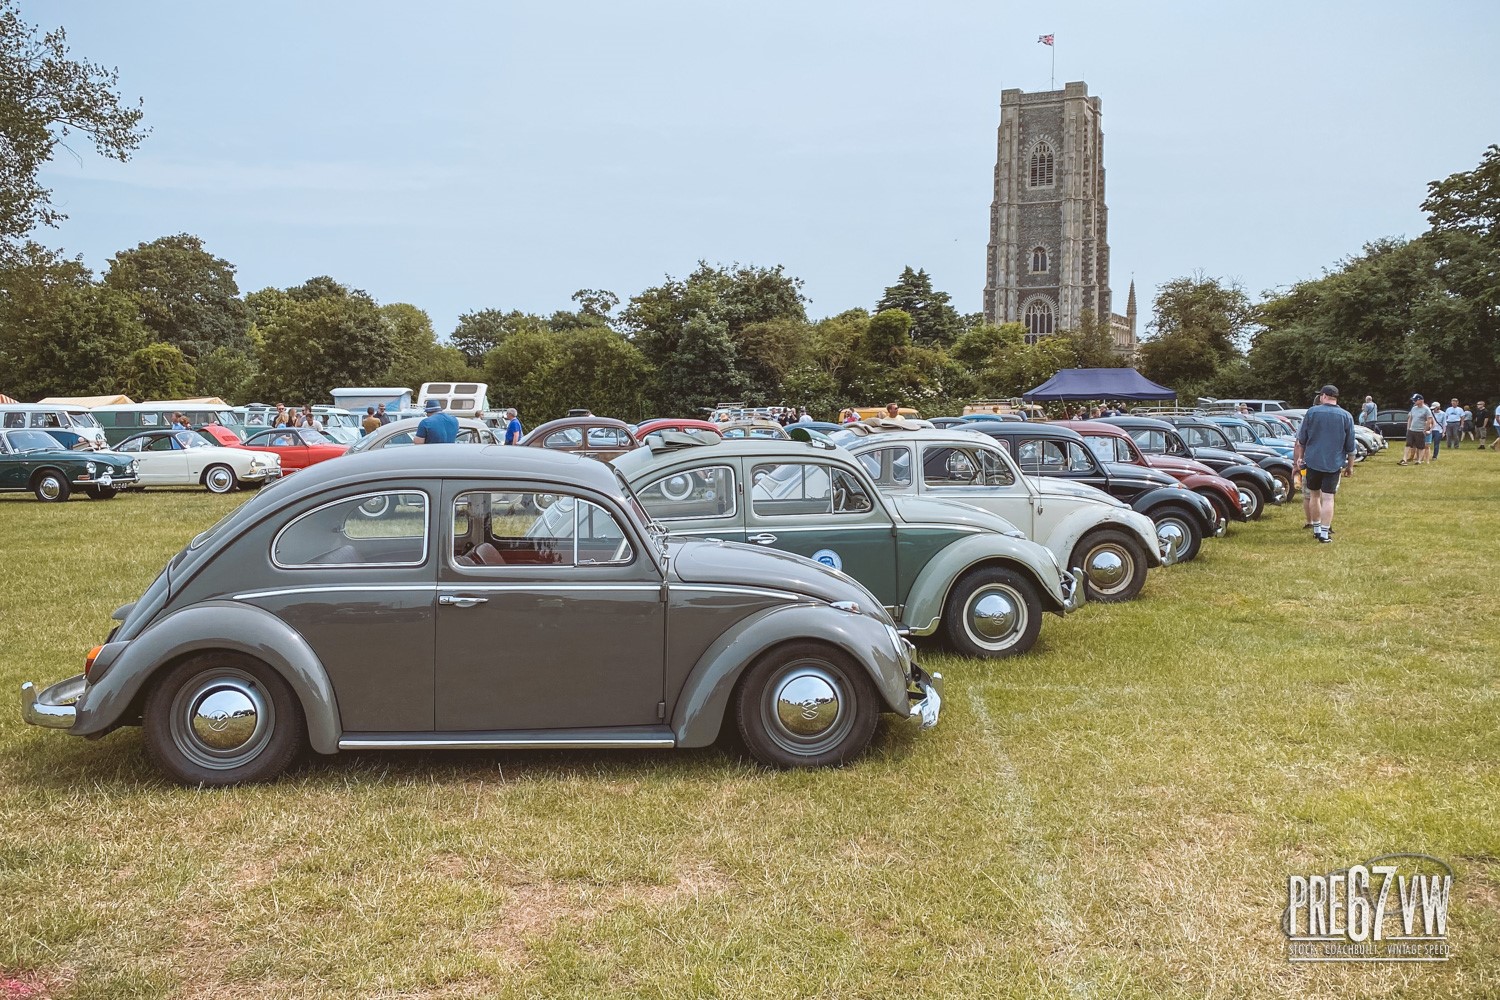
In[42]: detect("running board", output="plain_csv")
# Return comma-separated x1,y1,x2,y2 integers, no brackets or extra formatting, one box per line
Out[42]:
338,727,676,751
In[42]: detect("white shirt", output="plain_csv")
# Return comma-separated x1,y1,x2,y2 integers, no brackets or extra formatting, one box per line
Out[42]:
1445,406,1465,427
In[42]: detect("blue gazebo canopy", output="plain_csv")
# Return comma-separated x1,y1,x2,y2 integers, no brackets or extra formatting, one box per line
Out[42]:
1022,368,1175,401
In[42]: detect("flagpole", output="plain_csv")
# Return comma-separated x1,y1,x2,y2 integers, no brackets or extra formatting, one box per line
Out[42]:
1051,41,1055,89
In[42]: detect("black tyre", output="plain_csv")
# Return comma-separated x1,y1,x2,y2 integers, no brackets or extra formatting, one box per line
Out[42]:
1270,468,1295,501
202,464,238,494
734,642,880,768
143,652,306,786
1152,507,1203,564
1231,480,1265,521
32,470,70,503
1069,529,1148,603
87,486,119,500
943,566,1043,659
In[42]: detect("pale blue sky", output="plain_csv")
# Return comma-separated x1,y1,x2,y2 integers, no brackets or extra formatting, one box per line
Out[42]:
27,0,1500,337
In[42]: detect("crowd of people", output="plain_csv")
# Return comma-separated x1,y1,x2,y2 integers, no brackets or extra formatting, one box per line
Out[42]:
1386,393,1494,465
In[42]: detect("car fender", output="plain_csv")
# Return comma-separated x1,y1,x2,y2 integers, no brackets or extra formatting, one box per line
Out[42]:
672,603,910,748
903,533,1067,633
1045,506,1164,569
1130,486,1217,530
70,601,342,754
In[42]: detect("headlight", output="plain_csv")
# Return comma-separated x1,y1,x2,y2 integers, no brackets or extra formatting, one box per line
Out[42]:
128,460,138,473
85,462,97,474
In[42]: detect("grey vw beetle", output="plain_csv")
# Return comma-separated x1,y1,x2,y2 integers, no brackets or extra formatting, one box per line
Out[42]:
22,447,940,784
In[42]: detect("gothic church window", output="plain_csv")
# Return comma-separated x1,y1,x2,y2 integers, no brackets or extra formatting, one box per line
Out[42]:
1029,142,1055,188
1024,299,1055,340
1030,246,1048,273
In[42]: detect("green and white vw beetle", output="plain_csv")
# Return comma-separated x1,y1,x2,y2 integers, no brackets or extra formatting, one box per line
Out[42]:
614,434,1083,659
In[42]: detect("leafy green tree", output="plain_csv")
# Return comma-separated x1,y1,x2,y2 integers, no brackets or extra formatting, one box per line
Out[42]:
450,308,545,367
658,312,749,415
1137,275,1253,396
252,278,393,401
0,1,148,262
862,308,913,363
381,302,466,389
102,233,249,360
0,245,150,397
119,341,195,400
484,327,558,419
195,344,258,401
876,267,963,346
1059,310,1117,368
950,322,1025,370
571,288,619,324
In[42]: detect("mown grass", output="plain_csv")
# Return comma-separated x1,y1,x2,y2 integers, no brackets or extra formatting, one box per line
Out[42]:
1,458,1497,999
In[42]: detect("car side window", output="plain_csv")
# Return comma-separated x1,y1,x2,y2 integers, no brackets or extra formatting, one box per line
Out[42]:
751,462,871,516
2,413,23,428
543,428,583,449
273,492,429,568
140,412,160,427
1084,437,1117,464
1066,442,1097,472
856,446,911,488
1015,439,1065,473
451,491,631,567
147,436,175,452
922,446,980,486
586,427,629,448
637,465,736,521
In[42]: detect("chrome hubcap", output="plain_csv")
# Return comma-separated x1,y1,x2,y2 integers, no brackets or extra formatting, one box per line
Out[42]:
170,669,273,770
207,469,231,491
968,589,1020,643
762,661,853,755
39,477,62,500
1157,520,1188,560
1084,546,1128,589
1237,488,1255,513
773,670,841,738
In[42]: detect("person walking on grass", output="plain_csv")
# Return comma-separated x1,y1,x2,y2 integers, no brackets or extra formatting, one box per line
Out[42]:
1430,402,1446,461
1444,398,1465,452
1293,384,1356,544
1359,395,1377,429
1477,400,1491,450
1399,394,1433,465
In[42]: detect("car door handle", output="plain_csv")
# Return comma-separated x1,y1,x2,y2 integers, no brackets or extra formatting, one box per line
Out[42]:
747,533,778,545
439,595,489,608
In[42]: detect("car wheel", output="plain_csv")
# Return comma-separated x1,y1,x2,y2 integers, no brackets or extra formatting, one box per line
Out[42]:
355,495,392,518
203,464,238,494
31,470,70,503
734,642,879,768
1233,481,1265,521
1270,468,1295,500
1069,529,1148,603
943,566,1042,659
1153,508,1203,564
143,652,306,787
87,486,119,500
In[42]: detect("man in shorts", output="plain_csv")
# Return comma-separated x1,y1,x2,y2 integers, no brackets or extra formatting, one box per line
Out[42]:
1476,400,1490,450
1293,384,1356,544
1399,394,1433,465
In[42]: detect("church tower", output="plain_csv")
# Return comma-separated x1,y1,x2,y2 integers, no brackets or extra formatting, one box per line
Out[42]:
983,81,1135,352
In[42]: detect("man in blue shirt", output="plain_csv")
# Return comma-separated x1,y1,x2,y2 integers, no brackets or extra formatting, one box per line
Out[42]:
1293,384,1357,544
503,408,523,445
414,399,459,444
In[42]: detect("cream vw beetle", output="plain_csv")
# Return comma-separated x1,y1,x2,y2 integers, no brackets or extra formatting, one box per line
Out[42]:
839,425,1171,603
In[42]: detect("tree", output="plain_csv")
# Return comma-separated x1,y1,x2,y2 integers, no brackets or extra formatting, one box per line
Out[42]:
862,308,913,363
102,233,250,360
194,344,258,402
571,288,619,324
252,277,393,401
119,341,195,399
450,308,545,367
0,244,150,397
876,267,963,347
1059,310,1117,368
0,2,148,262
1137,275,1253,396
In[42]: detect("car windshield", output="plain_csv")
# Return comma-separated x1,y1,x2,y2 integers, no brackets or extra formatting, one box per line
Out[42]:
1217,423,1253,444
174,430,214,449
66,412,102,429
3,429,63,452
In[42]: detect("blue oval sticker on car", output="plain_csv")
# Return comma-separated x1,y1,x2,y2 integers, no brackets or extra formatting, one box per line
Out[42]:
811,548,842,570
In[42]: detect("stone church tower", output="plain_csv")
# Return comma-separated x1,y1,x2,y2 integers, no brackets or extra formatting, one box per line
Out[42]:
983,81,1136,353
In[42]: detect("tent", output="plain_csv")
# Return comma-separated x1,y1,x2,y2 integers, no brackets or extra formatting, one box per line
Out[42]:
36,394,135,407
0,393,16,404
1022,368,1175,402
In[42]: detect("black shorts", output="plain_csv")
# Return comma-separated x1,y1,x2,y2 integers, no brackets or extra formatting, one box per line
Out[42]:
1406,429,1428,449
1304,468,1342,494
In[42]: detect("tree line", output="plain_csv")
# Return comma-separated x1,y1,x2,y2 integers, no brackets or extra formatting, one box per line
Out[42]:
2,2,1496,421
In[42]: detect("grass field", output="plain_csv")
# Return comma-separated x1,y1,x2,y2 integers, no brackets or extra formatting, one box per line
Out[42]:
2,452,1497,999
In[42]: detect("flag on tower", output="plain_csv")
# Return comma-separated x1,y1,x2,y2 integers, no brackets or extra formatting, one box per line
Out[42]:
1038,34,1054,46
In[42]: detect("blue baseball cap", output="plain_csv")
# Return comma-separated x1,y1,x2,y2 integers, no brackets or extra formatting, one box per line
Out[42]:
424,399,441,412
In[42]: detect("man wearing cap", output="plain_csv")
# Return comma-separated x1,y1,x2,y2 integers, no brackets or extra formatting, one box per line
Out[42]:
1399,394,1434,466
1293,385,1356,544
414,399,459,445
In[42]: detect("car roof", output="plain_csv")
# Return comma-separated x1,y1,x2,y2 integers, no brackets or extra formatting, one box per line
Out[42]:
1097,415,1176,430
1053,420,1129,437
526,415,634,436
275,444,621,498
613,437,849,477
962,421,1085,442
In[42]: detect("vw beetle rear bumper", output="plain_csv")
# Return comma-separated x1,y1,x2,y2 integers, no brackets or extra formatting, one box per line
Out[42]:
20,675,85,730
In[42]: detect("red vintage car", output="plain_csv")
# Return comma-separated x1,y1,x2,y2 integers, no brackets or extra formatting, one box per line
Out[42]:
1061,420,1253,522
633,418,723,443
201,425,347,473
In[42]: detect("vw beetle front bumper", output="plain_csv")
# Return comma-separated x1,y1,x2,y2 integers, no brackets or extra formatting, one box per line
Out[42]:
907,664,943,729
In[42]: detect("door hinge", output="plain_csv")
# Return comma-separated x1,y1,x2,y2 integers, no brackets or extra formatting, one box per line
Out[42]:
656,701,666,720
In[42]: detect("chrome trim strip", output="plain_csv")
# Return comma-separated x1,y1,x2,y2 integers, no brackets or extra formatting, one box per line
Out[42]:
234,584,437,600
339,734,676,750
234,582,666,600
672,584,804,602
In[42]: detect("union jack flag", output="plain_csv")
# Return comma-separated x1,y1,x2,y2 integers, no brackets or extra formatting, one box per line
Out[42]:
1038,34,1054,46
